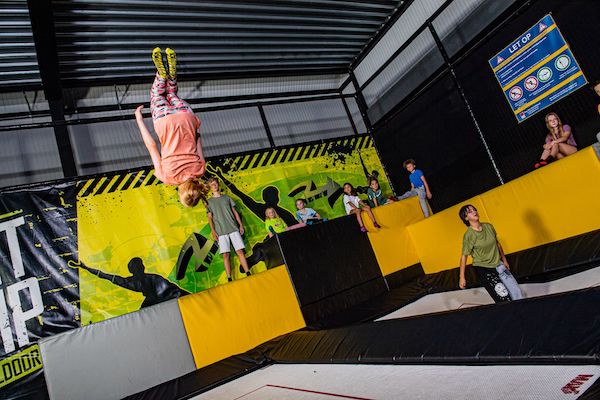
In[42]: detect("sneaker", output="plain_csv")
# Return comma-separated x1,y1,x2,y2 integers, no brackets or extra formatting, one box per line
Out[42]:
227,276,232,282
373,222,381,229
152,47,167,78
360,226,368,233
246,271,251,277
165,48,177,79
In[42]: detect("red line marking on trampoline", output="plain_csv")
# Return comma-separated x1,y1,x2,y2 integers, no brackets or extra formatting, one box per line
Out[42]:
263,384,375,399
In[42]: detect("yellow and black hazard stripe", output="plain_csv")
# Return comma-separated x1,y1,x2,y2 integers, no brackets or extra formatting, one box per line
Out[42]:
77,167,161,198
224,134,373,173
76,135,372,198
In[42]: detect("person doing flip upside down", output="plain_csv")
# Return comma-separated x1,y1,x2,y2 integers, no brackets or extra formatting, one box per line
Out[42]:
135,48,208,207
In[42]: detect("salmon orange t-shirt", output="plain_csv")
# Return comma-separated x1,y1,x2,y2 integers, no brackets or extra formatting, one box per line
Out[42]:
152,112,203,185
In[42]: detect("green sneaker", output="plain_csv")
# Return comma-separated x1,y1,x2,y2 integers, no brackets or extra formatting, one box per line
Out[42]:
165,48,177,79
152,47,167,78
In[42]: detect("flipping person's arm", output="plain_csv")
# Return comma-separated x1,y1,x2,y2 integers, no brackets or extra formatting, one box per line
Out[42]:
195,130,206,175
135,105,163,178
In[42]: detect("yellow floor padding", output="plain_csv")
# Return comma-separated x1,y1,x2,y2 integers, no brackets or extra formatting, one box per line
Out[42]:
364,197,424,275
407,147,600,274
178,266,305,369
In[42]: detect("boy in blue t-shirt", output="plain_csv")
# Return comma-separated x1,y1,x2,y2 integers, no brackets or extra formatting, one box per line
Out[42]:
396,159,432,217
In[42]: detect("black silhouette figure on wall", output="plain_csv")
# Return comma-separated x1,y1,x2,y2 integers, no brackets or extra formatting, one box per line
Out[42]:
69,257,189,308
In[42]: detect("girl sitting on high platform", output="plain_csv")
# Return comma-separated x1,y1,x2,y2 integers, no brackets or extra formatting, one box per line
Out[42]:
343,182,380,233
534,112,577,168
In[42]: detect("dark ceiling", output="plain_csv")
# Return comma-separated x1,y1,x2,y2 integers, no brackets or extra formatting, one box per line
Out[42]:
1,0,405,91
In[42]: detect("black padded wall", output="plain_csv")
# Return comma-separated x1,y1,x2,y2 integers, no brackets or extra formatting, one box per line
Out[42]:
455,0,600,182
277,216,386,326
373,0,600,210
373,73,501,212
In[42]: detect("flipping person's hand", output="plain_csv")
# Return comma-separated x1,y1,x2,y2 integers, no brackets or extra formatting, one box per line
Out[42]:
426,191,432,199
239,226,245,235
459,276,466,289
211,230,218,241
135,105,144,119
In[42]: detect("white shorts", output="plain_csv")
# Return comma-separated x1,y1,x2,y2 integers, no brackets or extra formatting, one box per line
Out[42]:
217,231,245,254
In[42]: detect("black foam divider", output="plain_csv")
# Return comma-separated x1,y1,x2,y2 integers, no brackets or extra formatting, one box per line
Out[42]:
508,229,600,277
276,215,385,325
267,286,600,365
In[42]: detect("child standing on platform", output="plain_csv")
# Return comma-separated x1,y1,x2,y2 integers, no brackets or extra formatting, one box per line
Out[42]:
135,47,207,207
206,177,251,282
396,159,432,217
343,183,380,233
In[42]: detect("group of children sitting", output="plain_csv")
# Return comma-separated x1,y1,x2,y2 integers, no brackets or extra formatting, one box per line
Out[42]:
264,159,432,236
264,199,325,237
343,158,432,232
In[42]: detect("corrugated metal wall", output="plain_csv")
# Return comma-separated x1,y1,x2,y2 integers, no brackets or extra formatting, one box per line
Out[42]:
265,98,354,146
354,0,446,87
0,0,41,89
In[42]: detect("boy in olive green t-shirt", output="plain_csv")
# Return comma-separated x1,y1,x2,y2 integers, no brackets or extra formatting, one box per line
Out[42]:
458,204,523,302
206,177,251,282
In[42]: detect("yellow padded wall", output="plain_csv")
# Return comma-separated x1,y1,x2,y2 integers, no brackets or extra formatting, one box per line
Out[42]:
365,197,424,275
178,266,305,369
481,147,600,253
407,147,600,274
407,196,488,274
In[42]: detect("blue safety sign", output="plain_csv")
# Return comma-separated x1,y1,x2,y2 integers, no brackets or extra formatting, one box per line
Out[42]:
489,14,587,123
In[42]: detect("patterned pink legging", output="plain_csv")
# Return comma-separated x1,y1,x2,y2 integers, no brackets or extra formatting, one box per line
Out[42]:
150,73,193,121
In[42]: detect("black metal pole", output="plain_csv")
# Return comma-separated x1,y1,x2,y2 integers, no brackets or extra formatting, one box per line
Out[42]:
27,0,78,178
341,97,359,135
428,21,504,185
257,104,275,148
349,71,373,132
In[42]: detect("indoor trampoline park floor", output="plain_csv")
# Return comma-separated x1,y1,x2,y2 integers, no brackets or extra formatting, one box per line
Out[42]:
193,266,600,400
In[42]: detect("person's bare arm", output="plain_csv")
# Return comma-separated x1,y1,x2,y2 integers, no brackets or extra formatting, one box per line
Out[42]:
135,106,163,178
459,254,468,289
347,198,359,210
232,207,245,235
497,240,509,269
207,212,218,240
554,125,572,144
421,175,432,199
195,129,206,176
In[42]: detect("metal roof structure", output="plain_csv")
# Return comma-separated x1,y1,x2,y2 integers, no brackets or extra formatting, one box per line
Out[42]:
1,0,404,91
0,0,526,188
